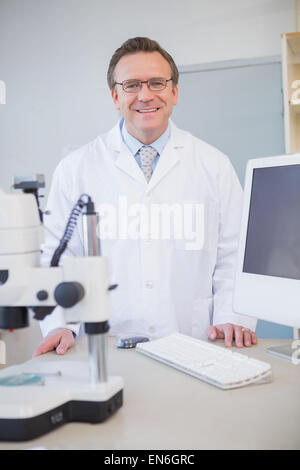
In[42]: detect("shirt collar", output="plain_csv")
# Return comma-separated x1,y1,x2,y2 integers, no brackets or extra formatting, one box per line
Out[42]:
120,118,170,156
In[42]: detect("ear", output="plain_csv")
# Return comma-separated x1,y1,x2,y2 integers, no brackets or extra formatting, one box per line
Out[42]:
111,88,120,110
172,85,178,106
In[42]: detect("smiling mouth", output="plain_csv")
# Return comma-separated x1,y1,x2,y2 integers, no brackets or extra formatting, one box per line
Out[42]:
136,108,160,113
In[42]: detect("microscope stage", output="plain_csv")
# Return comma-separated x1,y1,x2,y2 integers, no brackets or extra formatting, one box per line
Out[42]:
0,359,123,441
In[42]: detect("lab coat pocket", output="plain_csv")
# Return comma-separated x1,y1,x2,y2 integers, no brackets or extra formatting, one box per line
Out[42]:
192,297,213,339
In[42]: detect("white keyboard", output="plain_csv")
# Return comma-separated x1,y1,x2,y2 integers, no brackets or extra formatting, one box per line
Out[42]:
136,333,272,390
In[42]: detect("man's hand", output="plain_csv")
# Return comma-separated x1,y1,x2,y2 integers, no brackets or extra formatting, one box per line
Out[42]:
33,328,75,357
206,323,257,348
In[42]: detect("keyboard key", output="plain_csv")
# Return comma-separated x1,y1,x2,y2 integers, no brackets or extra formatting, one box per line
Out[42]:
136,333,272,390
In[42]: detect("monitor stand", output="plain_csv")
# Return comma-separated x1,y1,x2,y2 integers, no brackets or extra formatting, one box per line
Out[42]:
267,341,300,364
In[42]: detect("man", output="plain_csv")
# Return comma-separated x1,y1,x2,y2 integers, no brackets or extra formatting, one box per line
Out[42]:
34,37,257,357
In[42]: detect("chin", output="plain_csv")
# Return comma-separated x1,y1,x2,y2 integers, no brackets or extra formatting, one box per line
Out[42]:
139,119,166,132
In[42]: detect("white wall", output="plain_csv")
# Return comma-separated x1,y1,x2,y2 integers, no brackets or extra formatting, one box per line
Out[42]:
0,0,296,364
0,0,295,194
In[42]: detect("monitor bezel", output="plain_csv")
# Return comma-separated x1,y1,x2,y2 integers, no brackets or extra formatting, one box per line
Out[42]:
233,153,300,329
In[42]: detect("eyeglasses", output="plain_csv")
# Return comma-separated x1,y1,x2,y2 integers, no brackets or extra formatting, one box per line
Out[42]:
114,77,173,93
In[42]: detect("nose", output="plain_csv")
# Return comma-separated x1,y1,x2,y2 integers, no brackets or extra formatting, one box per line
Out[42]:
137,82,155,101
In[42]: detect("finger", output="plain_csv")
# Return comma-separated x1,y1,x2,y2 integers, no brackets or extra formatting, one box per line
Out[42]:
234,326,244,348
224,324,234,348
56,334,74,355
206,326,225,341
33,345,45,357
33,337,60,357
251,331,258,345
244,329,258,346
243,329,252,347
206,326,217,340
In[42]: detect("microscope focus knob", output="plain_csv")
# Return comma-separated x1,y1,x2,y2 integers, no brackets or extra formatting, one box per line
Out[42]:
54,282,85,308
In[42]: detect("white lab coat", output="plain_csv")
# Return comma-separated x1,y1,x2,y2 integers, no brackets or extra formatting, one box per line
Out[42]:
40,120,256,339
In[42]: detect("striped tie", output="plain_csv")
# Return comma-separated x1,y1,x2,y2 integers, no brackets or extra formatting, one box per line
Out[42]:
139,146,158,183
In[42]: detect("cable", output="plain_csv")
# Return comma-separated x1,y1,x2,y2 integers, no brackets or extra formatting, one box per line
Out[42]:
43,225,77,257
50,194,91,267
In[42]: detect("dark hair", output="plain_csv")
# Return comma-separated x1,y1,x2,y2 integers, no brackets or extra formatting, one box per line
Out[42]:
107,37,179,89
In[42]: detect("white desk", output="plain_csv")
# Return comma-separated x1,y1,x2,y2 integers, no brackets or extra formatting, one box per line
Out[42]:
0,337,299,450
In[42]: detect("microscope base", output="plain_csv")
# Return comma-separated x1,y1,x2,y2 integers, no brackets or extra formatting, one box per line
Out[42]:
0,359,124,442
0,390,123,442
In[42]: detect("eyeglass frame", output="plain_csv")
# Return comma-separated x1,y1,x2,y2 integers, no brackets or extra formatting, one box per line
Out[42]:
113,77,173,93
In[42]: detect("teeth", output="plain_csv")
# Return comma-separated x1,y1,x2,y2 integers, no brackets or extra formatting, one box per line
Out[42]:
138,108,157,113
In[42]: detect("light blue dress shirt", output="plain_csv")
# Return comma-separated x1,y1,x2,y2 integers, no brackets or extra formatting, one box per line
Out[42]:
120,118,170,171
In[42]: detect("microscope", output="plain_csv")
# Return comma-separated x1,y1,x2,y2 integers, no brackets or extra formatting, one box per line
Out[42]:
0,176,123,441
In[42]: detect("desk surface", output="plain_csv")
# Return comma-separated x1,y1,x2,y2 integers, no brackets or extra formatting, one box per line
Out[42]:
0,337,299,450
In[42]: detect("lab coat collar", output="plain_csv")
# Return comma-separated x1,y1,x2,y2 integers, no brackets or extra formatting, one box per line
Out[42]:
106,120,184,192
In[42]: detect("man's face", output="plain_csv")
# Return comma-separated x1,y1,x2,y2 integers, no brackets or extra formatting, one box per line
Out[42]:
111,51,178,144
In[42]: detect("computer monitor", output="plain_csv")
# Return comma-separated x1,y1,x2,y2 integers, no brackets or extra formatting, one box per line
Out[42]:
233,153,300,360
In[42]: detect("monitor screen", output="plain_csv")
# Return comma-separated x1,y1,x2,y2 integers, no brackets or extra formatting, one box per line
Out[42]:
243,164,300,280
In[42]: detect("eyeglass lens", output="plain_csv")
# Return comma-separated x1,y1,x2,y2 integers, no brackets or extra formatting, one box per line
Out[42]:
123,78,168,92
